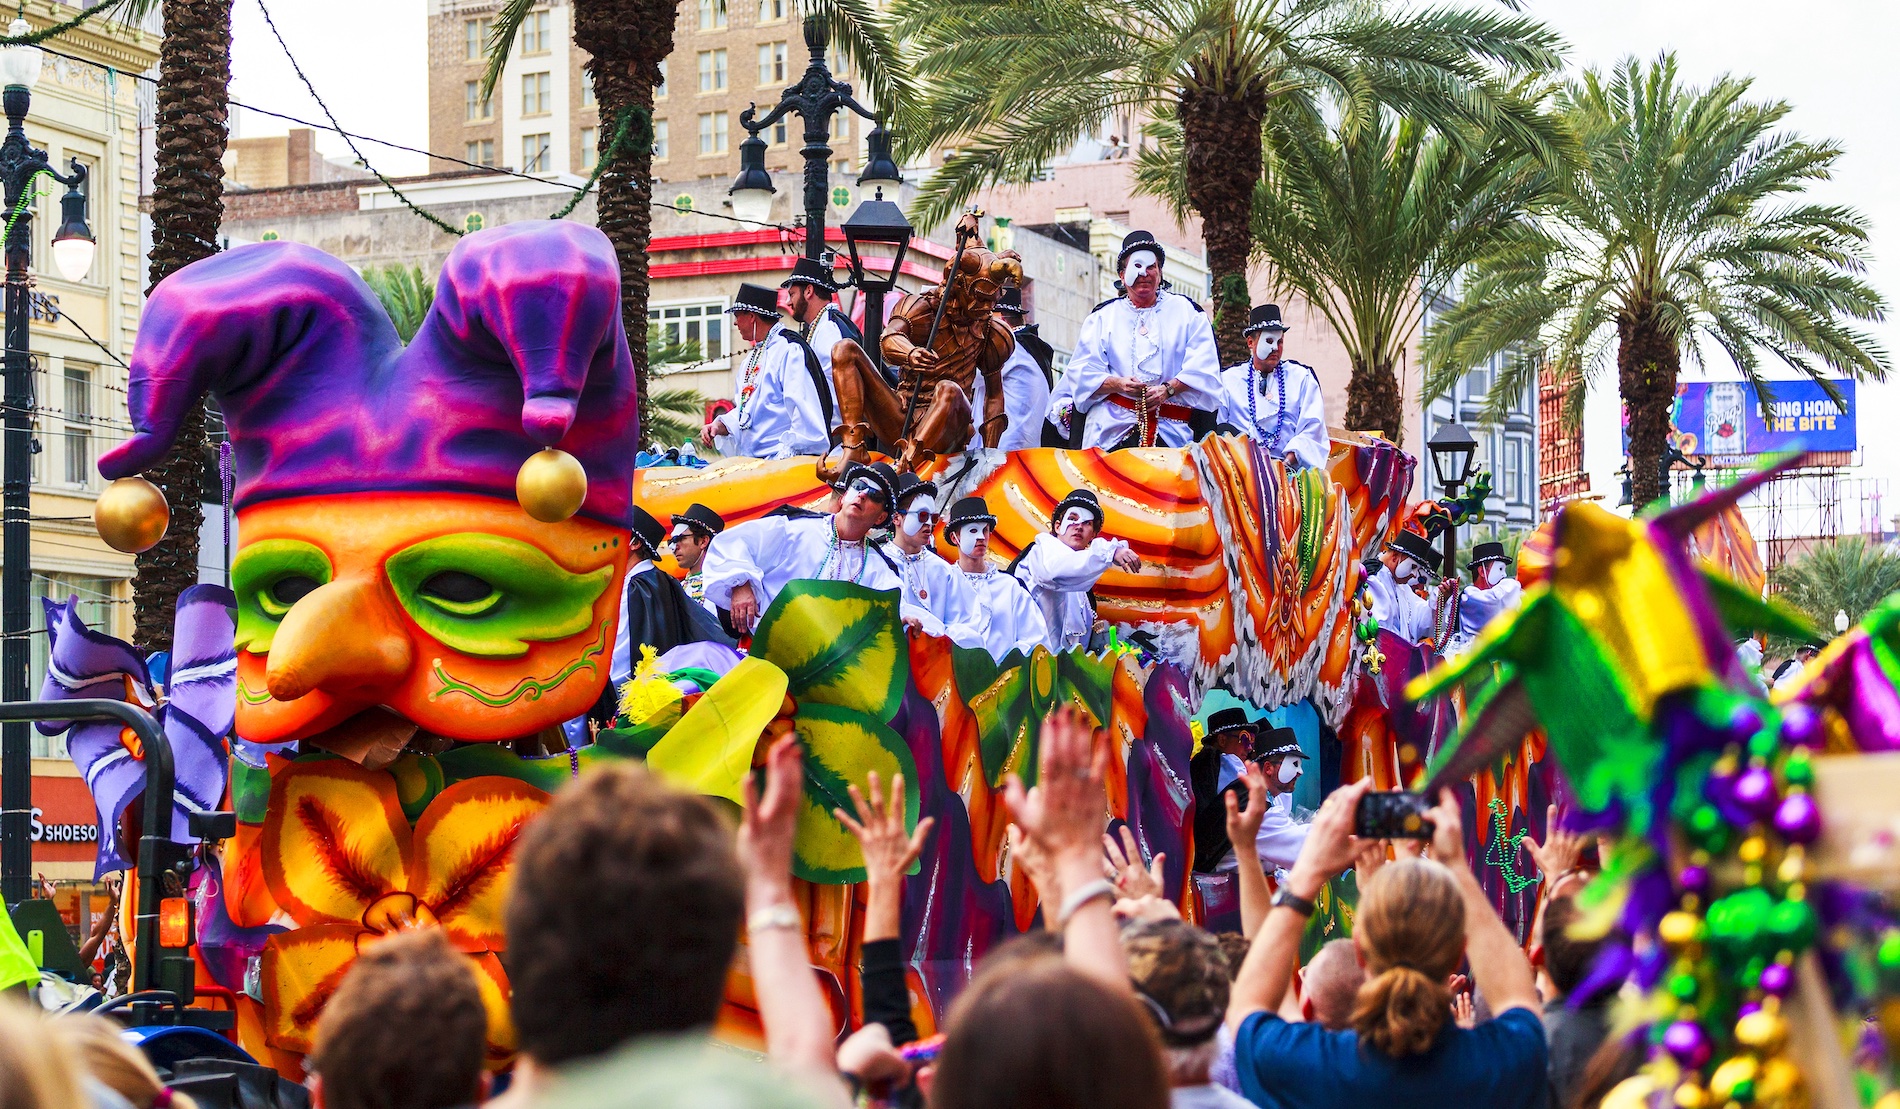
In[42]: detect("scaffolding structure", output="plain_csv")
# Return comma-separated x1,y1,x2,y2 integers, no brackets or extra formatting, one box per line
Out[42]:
1670,458,1889,578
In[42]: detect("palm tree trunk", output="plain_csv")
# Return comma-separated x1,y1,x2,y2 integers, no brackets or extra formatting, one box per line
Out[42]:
1178,83,1264,368
574,0,671,439
1619,307,1679,509
1344,355,1403,442
135,0,231,653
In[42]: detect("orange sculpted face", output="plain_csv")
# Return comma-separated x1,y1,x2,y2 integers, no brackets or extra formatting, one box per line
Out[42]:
230,493,627,745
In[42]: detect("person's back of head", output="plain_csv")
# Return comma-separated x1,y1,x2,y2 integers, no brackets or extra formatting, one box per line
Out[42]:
1541,895,1614,1002
930,958,1168,1109
1301,939,1365,1032
1351,858,1465,1058
57,1015,199,1109
1214,933,1251,983
1122,921,1229,1086
0,999,86,1109
505,763,744,1068
309,927,488,1109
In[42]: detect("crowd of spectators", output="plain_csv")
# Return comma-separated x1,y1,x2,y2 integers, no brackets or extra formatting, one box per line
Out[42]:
0,710,1623,1109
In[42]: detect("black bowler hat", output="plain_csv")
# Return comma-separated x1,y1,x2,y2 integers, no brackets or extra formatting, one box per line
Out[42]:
630,505,665,554
1256,727,1303,762
1205,707,1256,741
996,285,1025,315
1386,529,1443,574
781,256,838,296
1466,540,1513,570
1243,304,1289,337
1050,488,1105,531
840,460,899,508
893,472,940,510
1116,230,1166,272
671,502,725,537
727,283,782,319
946,495,997,531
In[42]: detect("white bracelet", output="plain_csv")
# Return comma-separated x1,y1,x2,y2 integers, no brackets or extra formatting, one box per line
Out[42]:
747,903,803,935
1055,878,1116,928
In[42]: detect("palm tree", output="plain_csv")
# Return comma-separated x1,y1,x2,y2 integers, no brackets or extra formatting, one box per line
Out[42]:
114,0,232,652
893,0,1564,365
361,264,435,342
1424,55,1890,508
1767,536,1900,647
1243,105,1558,441
642,327,710,448
481,1,903,440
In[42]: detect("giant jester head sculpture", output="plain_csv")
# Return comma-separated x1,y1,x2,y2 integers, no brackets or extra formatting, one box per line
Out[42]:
99,223,637,760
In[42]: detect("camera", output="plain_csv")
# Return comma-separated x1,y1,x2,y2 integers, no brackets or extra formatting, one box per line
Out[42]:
1355,790,1435,840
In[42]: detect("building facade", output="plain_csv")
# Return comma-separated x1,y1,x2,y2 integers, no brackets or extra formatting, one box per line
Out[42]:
12,2,161,880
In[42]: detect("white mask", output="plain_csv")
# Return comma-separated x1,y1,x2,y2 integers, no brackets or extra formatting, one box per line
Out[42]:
1475,561,1504,589
899,496,938,537
1250,331,1282,361
1392,556,1417,583
957,524,987,557
1058,507,1094,537
1121,249,1159,289
1278,755,1304,785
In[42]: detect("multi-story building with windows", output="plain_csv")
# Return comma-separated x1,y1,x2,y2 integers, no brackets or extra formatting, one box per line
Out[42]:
1420,297,1539,532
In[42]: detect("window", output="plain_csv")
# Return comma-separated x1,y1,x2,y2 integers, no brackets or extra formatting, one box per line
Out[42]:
522,71,552,116
463,18,490,62
520,9,551,54
464,81,492,122
831,111,849,141
832,158,850,174
1503,437,1523,500
771,118,788,147
656,59,668,98
63,363,91,487
581,70,596,107
580,126,597,169
697,49,727,93
697,0,726,30
758,41,787,85
656,303,726,362
465,139,495,167
757,0,785,21
653,118,669,160
698,112,727,155
522,132,552,172
31,573,117,750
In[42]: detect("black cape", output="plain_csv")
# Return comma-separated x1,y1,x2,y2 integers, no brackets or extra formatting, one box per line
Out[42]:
1189,745,1250,872
590,567,733,727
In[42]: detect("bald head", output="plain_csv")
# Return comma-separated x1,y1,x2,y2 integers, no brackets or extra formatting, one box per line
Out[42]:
1301,939,1365,1031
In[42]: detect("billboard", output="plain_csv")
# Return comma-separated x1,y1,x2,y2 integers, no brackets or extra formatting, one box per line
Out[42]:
1671,379,1857,458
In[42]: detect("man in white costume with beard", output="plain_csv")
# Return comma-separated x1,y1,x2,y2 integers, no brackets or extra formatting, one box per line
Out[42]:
1062,231,1224,449
945,495,1048,659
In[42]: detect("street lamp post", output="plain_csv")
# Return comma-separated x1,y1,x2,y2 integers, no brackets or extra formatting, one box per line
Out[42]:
732,15,879,259
839,187,912,379
1426,421,1478,582
0,19,97,905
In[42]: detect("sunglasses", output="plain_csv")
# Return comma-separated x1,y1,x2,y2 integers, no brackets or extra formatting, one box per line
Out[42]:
847,476,890,506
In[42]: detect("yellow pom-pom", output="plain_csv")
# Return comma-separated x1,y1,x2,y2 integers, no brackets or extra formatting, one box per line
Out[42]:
1734,1009,1789,1054
1659,910,1704,950
94,476,169,553
515,447,587,522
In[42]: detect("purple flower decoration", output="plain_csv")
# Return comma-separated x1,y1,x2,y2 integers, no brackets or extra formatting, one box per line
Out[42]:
38,584,236,877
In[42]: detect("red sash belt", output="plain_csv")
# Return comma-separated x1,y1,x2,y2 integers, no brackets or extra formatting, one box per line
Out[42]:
1106,392,1196,447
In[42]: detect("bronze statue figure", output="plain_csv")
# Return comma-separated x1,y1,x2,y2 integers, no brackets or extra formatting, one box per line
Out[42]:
823,213,1024,476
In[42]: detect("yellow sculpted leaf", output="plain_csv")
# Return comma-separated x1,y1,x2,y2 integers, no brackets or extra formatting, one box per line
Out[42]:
468,950,519,1071
647,656,789,805
262,761,412,926
749,581,906,718
412,777,551,952
259,923,364,1055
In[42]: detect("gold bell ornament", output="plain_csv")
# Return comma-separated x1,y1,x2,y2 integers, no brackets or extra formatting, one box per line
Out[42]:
93,476,170,553
515,447,587,523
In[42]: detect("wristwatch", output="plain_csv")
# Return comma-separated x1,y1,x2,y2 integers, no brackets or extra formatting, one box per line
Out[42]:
1271,887,1317,918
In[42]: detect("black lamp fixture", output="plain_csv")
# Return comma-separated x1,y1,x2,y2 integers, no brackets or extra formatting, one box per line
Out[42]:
840,186,912,377
857,119,902,203
728,131,776,224
1427,421,1479,495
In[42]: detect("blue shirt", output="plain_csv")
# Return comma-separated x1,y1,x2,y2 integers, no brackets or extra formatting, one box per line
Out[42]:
1234,1007,1549,1109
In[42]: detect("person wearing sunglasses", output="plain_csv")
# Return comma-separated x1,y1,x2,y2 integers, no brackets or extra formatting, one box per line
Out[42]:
887,474,986,647
664,503,725,612
610,506,733,689
703,461,926,636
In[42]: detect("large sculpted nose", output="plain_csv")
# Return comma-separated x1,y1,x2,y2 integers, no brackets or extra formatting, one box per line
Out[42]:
264,577,414,701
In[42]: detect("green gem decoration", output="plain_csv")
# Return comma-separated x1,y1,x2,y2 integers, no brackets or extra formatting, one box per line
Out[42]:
1877,930,1900,970
1747,728,1780,760
1765,899,1817,950
1781,749,1814,788
1668,971,1700,1001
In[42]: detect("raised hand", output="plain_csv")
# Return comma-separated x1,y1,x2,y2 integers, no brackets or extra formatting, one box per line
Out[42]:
1284,776,1372,898
1425,788,1468,872
1003,705,1109,865
1519,803,1584,881
1224,762,1270,846
837,771,935,891
1103,825,1165,901
739,735,803,903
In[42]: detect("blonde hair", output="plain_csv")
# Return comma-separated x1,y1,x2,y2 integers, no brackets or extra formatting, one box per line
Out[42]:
0,998,87,1109
57,1015,199,1109
1349,858,1466,1057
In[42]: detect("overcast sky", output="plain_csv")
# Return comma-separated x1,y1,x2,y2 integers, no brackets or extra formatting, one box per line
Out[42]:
224,0,1900,486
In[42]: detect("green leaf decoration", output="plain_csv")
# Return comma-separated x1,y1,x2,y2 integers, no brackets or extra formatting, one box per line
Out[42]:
436,741,607,793
1295,465,1329,588
791,702,919,884
954,643,1115,789
388,753,445,823
1055,649,1115,725
646,656,790,805
1699,567,1821,643
595,701,683,759
231,759,272,825
750,580,907,718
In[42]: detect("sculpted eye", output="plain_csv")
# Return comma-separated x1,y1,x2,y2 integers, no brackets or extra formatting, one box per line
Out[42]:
267,575,322,609
385,534,612,659
418,570,502,616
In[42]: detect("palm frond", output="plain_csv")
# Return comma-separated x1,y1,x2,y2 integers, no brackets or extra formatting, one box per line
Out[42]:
478,0,536,101
360,264,436,343
1766,536,1900,650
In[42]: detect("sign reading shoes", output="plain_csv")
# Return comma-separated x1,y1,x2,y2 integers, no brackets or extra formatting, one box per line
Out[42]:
29,808,97,843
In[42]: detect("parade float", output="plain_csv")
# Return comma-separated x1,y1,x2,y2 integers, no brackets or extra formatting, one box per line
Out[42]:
38,219,1896,1104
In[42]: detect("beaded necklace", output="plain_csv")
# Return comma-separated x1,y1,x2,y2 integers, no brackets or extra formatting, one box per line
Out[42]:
900,549,933,601
817,517,870,584
734,338,769,426
1248,356,1290,455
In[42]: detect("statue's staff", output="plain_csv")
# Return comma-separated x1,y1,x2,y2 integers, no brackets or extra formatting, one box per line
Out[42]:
899,208,981,442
